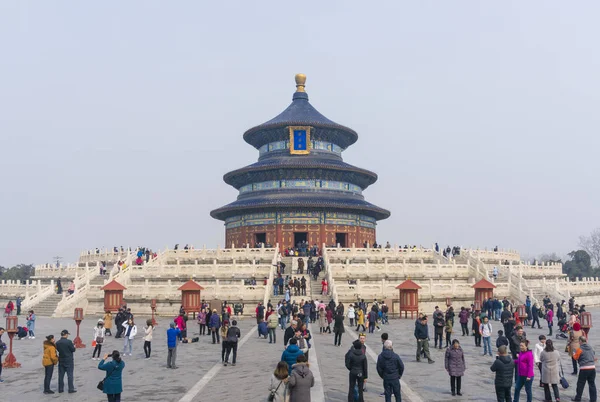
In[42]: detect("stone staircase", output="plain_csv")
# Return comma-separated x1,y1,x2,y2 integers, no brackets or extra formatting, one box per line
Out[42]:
35,293,64,316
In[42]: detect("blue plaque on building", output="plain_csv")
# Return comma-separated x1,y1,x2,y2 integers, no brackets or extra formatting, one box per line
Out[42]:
289,126,311,154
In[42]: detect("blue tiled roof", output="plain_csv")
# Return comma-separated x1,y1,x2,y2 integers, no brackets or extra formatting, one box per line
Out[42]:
210,191,391,221
243,91,358,148
223,156,378,189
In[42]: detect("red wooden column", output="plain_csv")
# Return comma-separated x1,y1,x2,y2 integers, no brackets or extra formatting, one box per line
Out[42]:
178,280,204,318
396,279,421,319
101,280,127,312
472,278,497,306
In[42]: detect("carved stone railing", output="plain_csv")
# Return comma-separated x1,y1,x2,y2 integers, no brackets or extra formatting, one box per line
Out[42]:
463,249,521,263
322,246,338,304
34,262,96,279
0,279,53,302
264,246,279,306
53,263,101,317
329,262,470,280
22,281,56,311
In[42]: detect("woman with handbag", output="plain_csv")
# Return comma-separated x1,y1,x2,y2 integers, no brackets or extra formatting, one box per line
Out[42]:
98,350,125,402
42,334,58,394
268,361,289,401
92,319,106,360
143,319,154,358
540,339,562,402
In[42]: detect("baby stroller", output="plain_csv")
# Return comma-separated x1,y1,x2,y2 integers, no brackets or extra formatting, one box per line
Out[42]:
555,318,569,339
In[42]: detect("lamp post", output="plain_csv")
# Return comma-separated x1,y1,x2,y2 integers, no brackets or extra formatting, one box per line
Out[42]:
581,311,592,338
151,299,157,326
2,316,21,368
73,308,85,348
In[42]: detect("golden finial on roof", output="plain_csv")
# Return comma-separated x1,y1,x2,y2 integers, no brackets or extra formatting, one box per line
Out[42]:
295,73,306,92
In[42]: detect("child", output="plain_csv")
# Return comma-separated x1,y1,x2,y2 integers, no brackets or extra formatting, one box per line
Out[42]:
496,330,509,350
92,319,106,360
26,310,36,339
445,318,453,348
143,319,154,358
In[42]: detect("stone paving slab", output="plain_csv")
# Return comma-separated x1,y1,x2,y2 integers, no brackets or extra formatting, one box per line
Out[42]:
2,309,599,402
0,316,255,402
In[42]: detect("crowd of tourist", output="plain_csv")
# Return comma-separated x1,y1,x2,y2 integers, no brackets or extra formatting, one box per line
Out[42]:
1,288,597,402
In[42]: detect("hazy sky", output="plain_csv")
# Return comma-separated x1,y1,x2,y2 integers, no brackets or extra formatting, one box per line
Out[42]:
1,2,599,267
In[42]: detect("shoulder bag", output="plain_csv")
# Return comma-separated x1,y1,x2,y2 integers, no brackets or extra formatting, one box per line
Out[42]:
267,381,282,402
559,360,569,389
97,364,115,391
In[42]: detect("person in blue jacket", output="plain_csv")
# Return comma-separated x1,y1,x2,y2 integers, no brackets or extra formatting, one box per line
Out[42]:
166,323,181,369
209,309,221,344
98,350,125,402
281,338,304,375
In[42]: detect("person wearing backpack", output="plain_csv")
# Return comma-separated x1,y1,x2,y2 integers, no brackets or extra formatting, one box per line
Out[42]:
224,320,241,366
267,310,279,344
346,339,368,402
490,345,515,402
480,316,493,356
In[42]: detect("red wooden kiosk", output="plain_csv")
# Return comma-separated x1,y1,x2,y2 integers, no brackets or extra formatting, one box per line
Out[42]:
101,280,127,312
178,280,204,319
472,278,496,303
396,279,421,319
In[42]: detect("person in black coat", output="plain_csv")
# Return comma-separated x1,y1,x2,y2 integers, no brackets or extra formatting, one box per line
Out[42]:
490,345,515,402
283,320,298,346
377,340,404,402
333,311,345,347
346,340,368,402
55,329,76,393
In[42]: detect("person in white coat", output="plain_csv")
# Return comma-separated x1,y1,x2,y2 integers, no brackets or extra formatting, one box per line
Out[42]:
347,305,356,327
143,319,154,358
121,318,137,356
533,334,546,388
92,319,106,360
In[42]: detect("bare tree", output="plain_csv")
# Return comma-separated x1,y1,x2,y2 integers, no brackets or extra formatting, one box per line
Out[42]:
538,252,563,264
579,228,600,268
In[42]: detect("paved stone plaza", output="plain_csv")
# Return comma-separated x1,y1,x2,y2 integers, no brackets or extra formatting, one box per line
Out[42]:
1,311,598,401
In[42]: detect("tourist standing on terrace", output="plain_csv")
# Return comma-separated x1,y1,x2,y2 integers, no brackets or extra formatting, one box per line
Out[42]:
92,319,106,360
490,345,514,402
459,307,469,336
445,339,465,396
513,340,534,402
540,339,561,402
198,308,207,336
546,306,554,336
98,350,125,402
288,354,314,401
143,319,154,358
56,329,76,393
268,361,289,401
103,311,113,336
42,334,58,394
572,336,597,402
267,308,279,343
209,309,221,344
531,303,542,329
16,297,21,316
224,320,241,366
56,279,63,294
414,316,435,364
356,307,366,332
220,321,229,364
26,310,36,339
480,316,493,357
121,318,136,356
376,340,404,402
166,323,180,369
346,339,368,402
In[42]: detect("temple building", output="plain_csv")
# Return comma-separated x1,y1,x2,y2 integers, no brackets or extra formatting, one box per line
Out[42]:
210,74,390,249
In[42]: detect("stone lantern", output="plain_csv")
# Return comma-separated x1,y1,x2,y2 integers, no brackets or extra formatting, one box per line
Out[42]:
581,311,592,337
73,307,85,348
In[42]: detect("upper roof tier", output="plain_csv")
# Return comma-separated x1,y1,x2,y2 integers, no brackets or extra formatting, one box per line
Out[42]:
243,74,359,149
